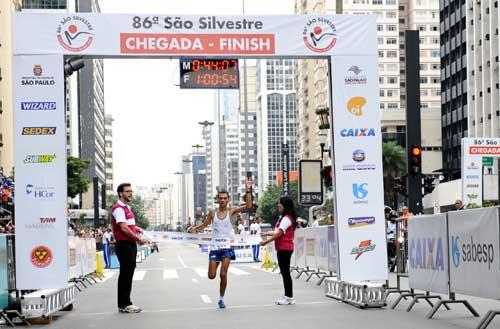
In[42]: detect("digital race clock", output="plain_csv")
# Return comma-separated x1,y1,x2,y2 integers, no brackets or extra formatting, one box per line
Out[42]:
180,58,239,89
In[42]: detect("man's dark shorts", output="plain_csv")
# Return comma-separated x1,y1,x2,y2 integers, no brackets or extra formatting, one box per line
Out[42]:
209,248,236,262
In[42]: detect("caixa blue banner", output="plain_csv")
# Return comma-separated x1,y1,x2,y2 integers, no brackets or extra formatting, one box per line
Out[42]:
0,236,9,309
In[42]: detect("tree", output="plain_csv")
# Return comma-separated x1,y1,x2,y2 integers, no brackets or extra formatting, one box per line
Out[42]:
106,194,150,229
67,156,91,199
382,141,407,209
256,181,309,225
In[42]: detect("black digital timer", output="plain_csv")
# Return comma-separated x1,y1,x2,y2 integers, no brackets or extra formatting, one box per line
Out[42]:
179,58,239,89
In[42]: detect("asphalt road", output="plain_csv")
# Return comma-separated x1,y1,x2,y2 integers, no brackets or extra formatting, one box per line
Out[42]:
35,242,500,329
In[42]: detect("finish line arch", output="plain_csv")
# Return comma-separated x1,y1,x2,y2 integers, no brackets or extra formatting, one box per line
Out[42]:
12,12,386,289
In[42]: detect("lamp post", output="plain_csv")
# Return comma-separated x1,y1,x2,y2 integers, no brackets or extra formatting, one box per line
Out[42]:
192,144,204,154
316,107,330,130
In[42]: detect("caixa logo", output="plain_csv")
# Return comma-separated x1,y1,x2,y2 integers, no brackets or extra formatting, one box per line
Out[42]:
451,236,495,270
409,237,445,270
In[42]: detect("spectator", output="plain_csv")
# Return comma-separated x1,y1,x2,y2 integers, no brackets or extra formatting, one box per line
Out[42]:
454,199,464,211
68,223,76,236
103,228,112,268
400,206,413,231
237,218,245,235
326,214,334,226
311,216,320,228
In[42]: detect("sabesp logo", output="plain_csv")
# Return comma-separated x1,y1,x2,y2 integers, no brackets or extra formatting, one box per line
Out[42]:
302,17,337,53
451,235,495,270
351,240,376,260
340,128,376,137
352,183,368,203
409,237,445,270
31,245,53,268
347,97,366,116
57,16,94,52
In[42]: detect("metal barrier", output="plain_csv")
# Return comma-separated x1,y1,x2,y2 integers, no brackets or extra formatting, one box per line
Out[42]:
324,278,386,308
20,284,76,319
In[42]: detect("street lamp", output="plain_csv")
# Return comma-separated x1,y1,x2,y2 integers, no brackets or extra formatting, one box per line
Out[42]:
192,144,204,154
315,107,330,130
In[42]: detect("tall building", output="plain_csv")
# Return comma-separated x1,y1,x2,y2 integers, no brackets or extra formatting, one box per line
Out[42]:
238,64,259,196
256,59,298,193
142,184,174,230
0,1,21,177
77,0,106,209
295,0,442,175
191,154,206,214
104,114,114,196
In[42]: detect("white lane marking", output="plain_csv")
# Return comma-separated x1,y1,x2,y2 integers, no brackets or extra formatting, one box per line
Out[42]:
132,270,146,281
159,258,167,261
177,255,187,268
99,270,117,282
228,267,250,275
200,295,212,303
194,268,207,278
192,278,199,284
163,269,178,279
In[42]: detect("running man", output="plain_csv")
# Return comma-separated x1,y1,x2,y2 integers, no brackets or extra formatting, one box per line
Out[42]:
188,178,253,309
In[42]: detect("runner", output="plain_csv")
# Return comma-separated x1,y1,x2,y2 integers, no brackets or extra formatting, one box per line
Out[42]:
188,178,253,309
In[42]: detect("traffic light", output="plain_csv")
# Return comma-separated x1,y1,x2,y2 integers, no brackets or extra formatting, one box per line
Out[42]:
321,165,333,188
409,146,422,175
423,175,435,195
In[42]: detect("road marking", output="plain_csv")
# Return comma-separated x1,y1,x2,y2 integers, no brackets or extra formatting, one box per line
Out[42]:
194,268,207,278
159,258,167,261
163,269,178,279
228,267,250,275
200,295,212,303
132,270,146,281
192,278,199,284
177,255,187,268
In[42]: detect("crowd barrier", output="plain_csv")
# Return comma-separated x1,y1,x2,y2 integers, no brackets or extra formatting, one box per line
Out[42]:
393,207,500,329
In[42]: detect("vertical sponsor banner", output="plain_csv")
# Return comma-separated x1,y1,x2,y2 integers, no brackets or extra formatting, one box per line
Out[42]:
13,55,68,289
448,207,500,299
461,138,483,208
305,228,317,269
327,226,337,272
408,214,449,294
295,229,306,268
315,227,329,271
331,55,388,281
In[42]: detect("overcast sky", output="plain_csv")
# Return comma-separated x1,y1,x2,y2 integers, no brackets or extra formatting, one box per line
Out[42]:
99,0,294,188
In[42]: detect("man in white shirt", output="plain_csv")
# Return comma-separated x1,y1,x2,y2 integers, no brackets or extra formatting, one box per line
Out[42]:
237,219,245,235
250,217,262,261
311,216,320,228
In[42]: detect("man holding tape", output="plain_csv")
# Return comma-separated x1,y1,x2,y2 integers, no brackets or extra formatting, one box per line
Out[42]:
188,177,254,309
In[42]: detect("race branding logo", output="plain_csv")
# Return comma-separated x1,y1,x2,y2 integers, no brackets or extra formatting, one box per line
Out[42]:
351,240,376,260
302,17,337,53
57,16,94,52
343,149,376,171
25,217,57,230
20,102,57,111
23,154,56,164
344,66,367,85
340,128,376,138
22,127,57,135
21,65,55,86
352,183,368,204
348,216,375,228
451,235,495,270
467,161,479,170
346,96,366,116
26,184,55,199
409,237,445,270
31,245,53,268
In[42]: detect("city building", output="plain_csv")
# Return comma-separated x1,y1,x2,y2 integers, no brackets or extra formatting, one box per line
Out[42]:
256,59,298,193
294,0,442,175
142,184,174,230
0,0,21,176
238,64,259,196
191,153,206,215
104,114,114,197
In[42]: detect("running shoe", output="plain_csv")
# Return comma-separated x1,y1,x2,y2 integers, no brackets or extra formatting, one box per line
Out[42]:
119,304,142,313
276,296,295,305
218,299,226,309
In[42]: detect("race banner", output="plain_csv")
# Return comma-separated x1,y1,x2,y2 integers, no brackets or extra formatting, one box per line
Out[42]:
143,231,262,246
13,55,68,289
331,53,388,281
408,214,449,294
448,207,500,299
13,14,377,57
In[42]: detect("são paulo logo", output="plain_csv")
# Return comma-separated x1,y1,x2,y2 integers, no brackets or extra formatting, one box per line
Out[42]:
347,97,366,116
57,16,94,52
345,66,368,85
31,245,53,268
302,17,337,53
21,65,55,86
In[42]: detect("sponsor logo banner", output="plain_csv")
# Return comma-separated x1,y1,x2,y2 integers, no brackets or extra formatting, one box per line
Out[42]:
56,15,94,52
20,102,56,111
26,184,55,199
340,128,375,137
344,66,367,85
348,216,375,227
302,17,337,53
21,65,55,86
23,154,56,164
22,127,57,135
31,245,53,268
350,240,376,260
346,96,366,116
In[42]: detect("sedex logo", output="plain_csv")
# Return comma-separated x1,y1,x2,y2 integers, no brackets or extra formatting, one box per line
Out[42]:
451,235,495,270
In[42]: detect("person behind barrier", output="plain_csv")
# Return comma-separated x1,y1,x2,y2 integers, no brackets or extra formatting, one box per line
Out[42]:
111,183,148,314
103,228,112,268
326,214,334,226
311,216,320,228
187,178,253,309
260,196,297,305
454,199,464,211
250,217,262,261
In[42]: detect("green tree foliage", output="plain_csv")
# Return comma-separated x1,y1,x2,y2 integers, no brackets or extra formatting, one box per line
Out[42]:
256,181,309,225
67,156,91,199
106,194,150,229
382,141,406,208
